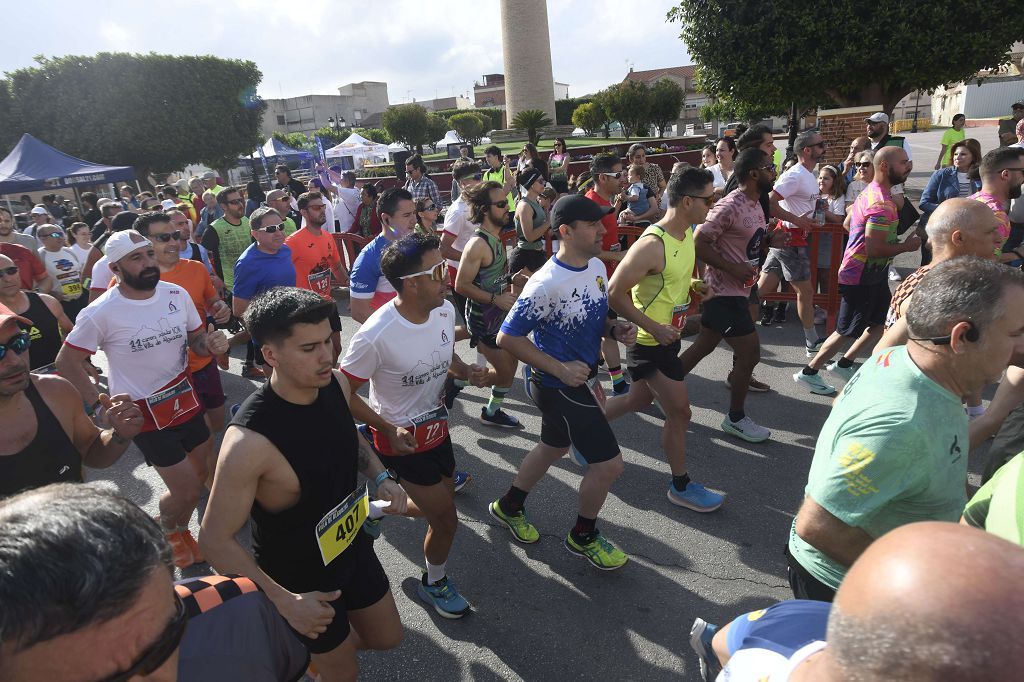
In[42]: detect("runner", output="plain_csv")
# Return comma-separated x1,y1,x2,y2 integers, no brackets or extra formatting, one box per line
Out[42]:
56,230,230,569
36,223,87,320
285,191,348,362
200,287,408,680
87,211,138,302
349,188,417,324
455,180,524,428
606,167,725,512
0,253,73,371
489,194,637,569
508,167,551,276
200,186,251,291
341,232,486,617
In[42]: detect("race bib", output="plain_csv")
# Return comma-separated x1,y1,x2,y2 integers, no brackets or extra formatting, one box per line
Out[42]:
144,376,200,430
671,303,690,330
61,281,82,298
307,268,331,298
586,376,607,415
315,486,369,566
372,405,449,455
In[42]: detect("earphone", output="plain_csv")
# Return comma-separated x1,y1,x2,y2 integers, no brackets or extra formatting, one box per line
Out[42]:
908,320,980,345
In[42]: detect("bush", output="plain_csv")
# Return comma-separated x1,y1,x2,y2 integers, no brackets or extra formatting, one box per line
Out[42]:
449,112,488,146
432,107,503,132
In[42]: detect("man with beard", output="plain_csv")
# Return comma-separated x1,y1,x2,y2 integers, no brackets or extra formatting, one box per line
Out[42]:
0,253,73,372
969,146,1024,261
796,147,921,395
0,206,36,250
201,187,251,292
56,230,230,569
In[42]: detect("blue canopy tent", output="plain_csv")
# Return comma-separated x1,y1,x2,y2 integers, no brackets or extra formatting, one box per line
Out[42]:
0,133,135,194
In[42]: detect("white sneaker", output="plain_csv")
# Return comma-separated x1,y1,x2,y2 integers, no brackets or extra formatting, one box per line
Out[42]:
889,268,902,281
720,415,771,443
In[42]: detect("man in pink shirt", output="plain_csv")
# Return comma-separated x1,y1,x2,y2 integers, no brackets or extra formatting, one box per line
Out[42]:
969,146,1024,261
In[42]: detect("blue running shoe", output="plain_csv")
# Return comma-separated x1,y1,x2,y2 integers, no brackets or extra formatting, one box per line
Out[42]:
480,407,521,428
667,481,725,512
417,574,470,619
612,380,630,396
569,445,589,469
689,617,721,682
362,517,382,540
453,470,471,493
229,403,241,418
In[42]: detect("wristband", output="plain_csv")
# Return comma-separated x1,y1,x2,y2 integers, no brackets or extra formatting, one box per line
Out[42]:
374,470,396,487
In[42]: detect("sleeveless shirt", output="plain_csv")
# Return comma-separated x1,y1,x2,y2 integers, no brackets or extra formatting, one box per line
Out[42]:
0,379,81,497
631,224,696,347
17,292,62,370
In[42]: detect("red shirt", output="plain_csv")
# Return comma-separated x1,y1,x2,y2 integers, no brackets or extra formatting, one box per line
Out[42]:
585,189,620,277
0,243,47,290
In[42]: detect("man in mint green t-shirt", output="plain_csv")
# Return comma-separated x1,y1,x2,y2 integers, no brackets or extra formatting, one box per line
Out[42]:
787,256,1024,601
962,452,1024,546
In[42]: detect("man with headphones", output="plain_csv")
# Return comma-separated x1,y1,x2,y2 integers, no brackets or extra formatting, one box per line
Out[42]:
785,256,1024,602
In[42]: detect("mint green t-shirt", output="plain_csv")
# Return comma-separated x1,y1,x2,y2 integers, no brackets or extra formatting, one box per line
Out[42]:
788,345,969,589
963,452,1024,547
940,127,966,166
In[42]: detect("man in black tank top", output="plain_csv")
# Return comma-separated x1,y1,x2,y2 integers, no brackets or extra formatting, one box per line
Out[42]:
200,287,408,679
0,254,73,371
0,304,143,497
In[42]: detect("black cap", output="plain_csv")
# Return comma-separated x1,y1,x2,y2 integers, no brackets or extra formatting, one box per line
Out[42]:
1013,102,1024,110
111,211,139,233
550,194,613,229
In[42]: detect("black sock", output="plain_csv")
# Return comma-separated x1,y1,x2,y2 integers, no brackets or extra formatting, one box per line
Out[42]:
728,410,745,423
499,485,528,514
802,366,818,376
672,473,691,492
571,515,596,541
837,357,854,369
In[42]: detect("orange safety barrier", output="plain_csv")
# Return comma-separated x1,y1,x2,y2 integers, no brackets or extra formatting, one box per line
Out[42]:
333,232,370,272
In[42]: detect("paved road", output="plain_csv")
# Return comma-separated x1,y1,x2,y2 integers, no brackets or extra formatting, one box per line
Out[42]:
85,129,1001,680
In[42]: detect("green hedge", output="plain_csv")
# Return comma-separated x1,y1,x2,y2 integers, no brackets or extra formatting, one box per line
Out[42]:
431,107,503,132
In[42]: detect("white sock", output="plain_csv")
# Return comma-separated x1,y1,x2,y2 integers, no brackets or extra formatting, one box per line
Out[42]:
966,404,986,417
803,326,820,345
368,499,391,520
425,558,446,584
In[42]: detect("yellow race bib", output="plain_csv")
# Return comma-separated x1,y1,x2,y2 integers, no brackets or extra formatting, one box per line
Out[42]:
315,486,370,566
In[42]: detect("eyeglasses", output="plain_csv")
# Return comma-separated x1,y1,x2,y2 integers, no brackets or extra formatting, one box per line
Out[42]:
600,172,624,179
150,231,183,243
685,193,716,207
854,162,872,168
99,594,187,682
489,200,509,209
256,223,287,233
399,261,448,282
0,331,31,361
1,266,20,277
759,163,777,171
225,198,244,206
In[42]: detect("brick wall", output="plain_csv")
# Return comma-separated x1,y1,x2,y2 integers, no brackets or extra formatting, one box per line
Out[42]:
817,105,880,167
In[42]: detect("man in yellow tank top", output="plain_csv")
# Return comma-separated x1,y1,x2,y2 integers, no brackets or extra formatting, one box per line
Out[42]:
606,168,725,512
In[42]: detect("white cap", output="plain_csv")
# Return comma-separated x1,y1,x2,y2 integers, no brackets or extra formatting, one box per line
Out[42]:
161,199,177,210
864,112,889,124
105,230,152,263
30,206,48,215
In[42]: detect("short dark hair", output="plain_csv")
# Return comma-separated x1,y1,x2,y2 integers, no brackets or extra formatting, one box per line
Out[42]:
362,183,379,202
405,154,427,173
979,146,1024,179
249,206,281,231
452,159,481,182
377,187,412,219
161,184,177,198
244,287,335,346
736,124,773,151
81,192,98,209
0,206,13,220
101,203,121,219
216,186,240,205
341,170,357,186
590,153,621,177
666,167,714,207
484,145,502,158
952,113,966,124
274,164,290,176
132,211,171,236
715,135,738,156
381,232,441,292
733,148,769,185
297,191,323,211
464,180,503,225
0,484,170,653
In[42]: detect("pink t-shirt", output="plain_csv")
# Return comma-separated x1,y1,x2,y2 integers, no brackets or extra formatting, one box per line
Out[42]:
696,189,766,297
969,190,1010,256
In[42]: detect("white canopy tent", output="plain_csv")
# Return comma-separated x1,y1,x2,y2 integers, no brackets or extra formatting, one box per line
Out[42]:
325,133,390,168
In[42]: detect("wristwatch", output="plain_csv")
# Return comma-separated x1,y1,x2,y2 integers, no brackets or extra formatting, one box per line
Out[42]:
374,470,398,487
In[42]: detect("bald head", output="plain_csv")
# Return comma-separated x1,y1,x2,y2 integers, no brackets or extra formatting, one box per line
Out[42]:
925,198,1002,260
827,522,1024,681
873,146,910,187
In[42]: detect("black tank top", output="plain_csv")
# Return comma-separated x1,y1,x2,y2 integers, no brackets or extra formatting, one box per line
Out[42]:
0,379,81,497
230,376,366,591
17,293,61,370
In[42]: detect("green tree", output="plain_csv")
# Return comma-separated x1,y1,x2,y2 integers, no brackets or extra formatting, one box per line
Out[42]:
272,132,311,150
425,113,450,152
382,103,430,153
556,97,591,125
0,80,18,155
351,127,392,144
449,112,488,146
648,79,685,137
511,109,553,146
599,81,651,139
668,2,1019,118
5,53,264,180
311,126,346,146
571,102,607,136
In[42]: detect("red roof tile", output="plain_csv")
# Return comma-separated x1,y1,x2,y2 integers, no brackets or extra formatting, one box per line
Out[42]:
623,65,695,84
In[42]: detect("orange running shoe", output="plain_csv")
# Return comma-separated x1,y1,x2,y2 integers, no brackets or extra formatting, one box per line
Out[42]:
180,528,205,564
166,531,194,569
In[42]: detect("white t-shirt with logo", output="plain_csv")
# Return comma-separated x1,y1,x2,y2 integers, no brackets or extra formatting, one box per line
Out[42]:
773,163,819,229
65,281,203,400
340,298,456,426
38,247,83,300
442,196,476,270
89,255,113,291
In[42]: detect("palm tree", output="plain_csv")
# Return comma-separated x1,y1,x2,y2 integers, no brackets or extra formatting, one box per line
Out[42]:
511,109,553,146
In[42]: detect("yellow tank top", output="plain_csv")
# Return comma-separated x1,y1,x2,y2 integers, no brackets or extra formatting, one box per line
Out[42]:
482,165,516,211
631,224,696,347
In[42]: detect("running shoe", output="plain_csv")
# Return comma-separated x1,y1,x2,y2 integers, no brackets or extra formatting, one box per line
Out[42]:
759,305,774,326
417,574,471,619
241,364,266,379
720,415,771,443
724,373,771,393
804,337,826,357
564,531,628,570
793,370,837,395
180,528,205,564
568,445,589,469
480,407,521,428
443,374,463,410
689,617,721,682
825,360,857,383
667,481,725,512
488,500,540,543
453,470,471,493
772,304,787,324
166,531,194,569
363,517,382,539
521,364,536,404
612,380,630,396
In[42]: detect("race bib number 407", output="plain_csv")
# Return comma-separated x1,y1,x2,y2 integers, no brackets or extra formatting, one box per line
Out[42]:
315,486,369,566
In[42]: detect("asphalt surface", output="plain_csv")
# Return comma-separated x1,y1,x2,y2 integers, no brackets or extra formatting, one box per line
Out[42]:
85,126,1001,681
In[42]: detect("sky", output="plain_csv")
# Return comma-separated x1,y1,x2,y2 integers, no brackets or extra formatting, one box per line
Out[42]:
1,0,691,103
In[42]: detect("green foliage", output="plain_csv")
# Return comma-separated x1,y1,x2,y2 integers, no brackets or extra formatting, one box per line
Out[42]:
432,107,503,132
668,1,1020,115
0,80,18,154
311,126,346,146
426,113,450,151
699,97,787,126
383,104,430,153
556,97,592,126
351,127,391,144
4,53,264,175
449,112,488,146
597,81,651,140
511,109,553,146
648,79,686,137
272,132,311,150
571,102,607,136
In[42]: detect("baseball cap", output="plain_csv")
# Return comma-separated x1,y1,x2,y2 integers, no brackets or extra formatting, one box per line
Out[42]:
30,206,48,215
202,171,216,180
160,199,177,210
864,112,889,124
110,211,139,233
265,189,289,202
1013,102,1024,110
519,168,544,191
0,301,31,328
105,230,152,264
550,194,613,229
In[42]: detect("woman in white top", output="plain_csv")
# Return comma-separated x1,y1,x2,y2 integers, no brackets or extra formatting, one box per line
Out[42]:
65,222,103,288
844,150,875,211
815,166,847,319
707,136,737,194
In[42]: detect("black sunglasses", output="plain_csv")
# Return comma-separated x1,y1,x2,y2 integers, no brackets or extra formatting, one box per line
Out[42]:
490,200,509,209
100,594,186,682
256,224,287,233
854,162,872,168
0,331,31,361
151,231,183,243
1,266,19,277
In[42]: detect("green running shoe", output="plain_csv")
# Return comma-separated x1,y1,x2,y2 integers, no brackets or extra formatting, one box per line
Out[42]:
564,531,628,570
488,500,540,544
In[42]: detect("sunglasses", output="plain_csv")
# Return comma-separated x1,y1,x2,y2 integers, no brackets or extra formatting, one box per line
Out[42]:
100,594,187,682
0,331,31,361
490,200,509,209
256,223,287,233
685,193,716,207
600,172,624,179
151,231,183,243
422,203,437,211
399,261,448,282
760,163,777,171
43,231,64,239
1,266,19,277
225,198,245,206
855,162,872,168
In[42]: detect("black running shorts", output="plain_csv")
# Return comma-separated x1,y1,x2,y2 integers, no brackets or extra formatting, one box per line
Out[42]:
529,380,620,464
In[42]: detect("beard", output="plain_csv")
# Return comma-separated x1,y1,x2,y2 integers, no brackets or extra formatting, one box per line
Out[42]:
1011,183,1023,201
887,167,910,186
122,266,160,290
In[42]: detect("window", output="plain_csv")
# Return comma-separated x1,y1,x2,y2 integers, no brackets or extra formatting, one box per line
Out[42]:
276,115,286,125
354,110,362,121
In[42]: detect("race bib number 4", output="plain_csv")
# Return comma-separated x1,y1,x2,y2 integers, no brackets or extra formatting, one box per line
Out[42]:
315,486,369,566
671,303,690,330
144,376,200,430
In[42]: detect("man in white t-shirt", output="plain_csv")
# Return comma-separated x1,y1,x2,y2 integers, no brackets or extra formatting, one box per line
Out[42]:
757,130,826,355
322,167,362,234
88,210,139,302
340,232,485,619
56,229,230,571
